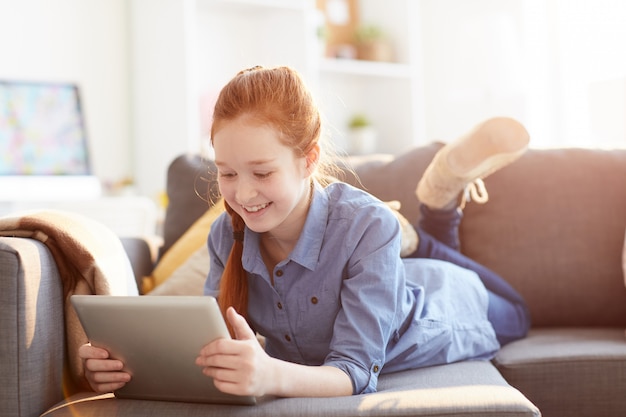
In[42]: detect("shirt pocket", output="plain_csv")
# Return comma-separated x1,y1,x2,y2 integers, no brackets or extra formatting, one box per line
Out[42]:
294,289,341,362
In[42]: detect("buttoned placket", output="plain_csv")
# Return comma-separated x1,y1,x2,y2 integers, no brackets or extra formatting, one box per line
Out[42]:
271,263,299,353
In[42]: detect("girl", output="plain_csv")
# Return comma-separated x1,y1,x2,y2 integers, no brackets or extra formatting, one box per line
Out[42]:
80,66,530,398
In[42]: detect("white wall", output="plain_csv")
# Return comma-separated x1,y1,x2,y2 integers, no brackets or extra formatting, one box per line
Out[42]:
417,0,626,148
0,0,131,187
130,0,318,199
129,0,198,201
2,0,623,205
419,0,532,143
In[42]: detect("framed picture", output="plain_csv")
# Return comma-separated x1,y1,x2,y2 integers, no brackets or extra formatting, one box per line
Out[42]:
0,80,91,176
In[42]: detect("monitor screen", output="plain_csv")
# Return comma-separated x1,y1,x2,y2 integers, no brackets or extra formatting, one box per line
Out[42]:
0,80,91,176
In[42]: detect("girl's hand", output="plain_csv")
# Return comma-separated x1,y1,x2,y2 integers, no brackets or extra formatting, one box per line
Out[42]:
79,343,131,393
196,307,274,397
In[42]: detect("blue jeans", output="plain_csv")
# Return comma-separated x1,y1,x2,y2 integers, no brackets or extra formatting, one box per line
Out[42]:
408,205,530,345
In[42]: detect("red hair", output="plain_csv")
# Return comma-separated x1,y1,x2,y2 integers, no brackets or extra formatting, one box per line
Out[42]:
210,66,327,330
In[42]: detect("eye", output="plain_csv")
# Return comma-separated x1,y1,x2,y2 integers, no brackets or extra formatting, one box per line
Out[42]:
218,171,236,179
255,171,272,179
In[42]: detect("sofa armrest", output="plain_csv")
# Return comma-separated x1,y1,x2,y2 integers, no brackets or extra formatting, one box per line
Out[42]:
0,237,66,417
120,237,155,294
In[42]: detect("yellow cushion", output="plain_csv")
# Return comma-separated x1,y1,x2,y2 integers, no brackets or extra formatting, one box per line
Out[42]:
142,199,224,293
147,245,210,295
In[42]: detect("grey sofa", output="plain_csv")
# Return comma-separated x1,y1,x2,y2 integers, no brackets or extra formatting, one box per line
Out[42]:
2,143,626,417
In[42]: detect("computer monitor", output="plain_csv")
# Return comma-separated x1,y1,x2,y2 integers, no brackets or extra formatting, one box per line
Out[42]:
0,80,101,201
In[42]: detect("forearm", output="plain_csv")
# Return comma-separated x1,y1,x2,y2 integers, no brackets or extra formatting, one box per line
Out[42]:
267,359,353,397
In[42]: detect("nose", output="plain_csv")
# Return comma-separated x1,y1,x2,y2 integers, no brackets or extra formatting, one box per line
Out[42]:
235,178,257,203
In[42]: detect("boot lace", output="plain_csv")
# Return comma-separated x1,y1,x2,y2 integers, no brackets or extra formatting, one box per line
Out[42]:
460,178,489,208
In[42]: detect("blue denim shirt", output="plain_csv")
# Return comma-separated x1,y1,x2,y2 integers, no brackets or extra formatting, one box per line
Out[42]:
205,182,499,394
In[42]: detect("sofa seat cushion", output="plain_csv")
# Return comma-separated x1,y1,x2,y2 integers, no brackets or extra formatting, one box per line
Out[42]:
42,361,539,417
493,327,626,417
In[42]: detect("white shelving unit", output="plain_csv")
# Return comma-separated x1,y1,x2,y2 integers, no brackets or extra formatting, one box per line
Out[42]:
317,0,425,155
319,58,413,78
129,0,424,197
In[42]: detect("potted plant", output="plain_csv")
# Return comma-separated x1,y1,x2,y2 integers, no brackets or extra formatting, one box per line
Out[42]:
354,24,393,62
347,113,377,154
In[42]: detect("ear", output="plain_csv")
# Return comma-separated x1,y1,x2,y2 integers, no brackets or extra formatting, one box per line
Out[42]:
304,144,320,175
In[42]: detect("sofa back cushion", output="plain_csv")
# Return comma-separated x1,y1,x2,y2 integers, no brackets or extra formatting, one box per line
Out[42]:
343,146,626,328
162,154,219,257
460,148,626,327
164,145,626,327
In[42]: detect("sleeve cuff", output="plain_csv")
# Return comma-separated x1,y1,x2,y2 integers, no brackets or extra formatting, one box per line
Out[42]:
325,359,383,394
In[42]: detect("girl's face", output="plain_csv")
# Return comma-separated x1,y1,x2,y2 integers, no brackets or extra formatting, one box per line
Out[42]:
213,117,315,239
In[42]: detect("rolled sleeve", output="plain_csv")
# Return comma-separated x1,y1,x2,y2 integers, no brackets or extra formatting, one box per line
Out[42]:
325,357,383,394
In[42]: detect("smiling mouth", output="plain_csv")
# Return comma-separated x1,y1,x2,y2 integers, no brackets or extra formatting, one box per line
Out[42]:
243,202,270,213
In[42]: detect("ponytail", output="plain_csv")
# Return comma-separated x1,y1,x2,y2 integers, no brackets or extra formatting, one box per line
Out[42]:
219,201,249,336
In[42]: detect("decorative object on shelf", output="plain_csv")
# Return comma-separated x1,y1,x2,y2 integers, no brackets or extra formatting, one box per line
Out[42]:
316,0,359,59
354,24,394,62
347,113,377,154
332,43,358,59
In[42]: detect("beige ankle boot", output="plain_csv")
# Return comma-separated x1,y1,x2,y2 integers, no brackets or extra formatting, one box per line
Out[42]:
416,117,529,210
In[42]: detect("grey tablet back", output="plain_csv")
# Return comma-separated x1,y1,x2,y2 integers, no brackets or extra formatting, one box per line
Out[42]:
71,295,256,405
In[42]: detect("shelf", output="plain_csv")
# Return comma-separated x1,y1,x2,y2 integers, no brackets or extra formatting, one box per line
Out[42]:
198,0,312,13
319,58,412,79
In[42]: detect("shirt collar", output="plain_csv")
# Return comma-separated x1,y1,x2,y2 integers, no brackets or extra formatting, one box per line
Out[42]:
241,181,329,273
288,181,328,270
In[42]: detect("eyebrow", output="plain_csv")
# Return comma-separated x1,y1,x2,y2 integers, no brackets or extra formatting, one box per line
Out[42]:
215,158,276,167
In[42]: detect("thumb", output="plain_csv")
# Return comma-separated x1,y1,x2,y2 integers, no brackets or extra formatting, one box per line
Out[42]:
226,306,256,341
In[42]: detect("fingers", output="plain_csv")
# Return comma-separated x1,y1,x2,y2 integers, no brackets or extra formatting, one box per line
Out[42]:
78,343,110,360
195,307,256,363
197,352,260,397
79,343,131,394
194,307,269,396
84,356,125,373
196,338,244,368
83,358,130,393
80,343,124,373
205,369,249,396
195,337,258,374
84,369,131,394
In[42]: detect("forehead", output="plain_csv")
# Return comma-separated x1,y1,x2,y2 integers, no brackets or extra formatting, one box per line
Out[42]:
212,118,295,164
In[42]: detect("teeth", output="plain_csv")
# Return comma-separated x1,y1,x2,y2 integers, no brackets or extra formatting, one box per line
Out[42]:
244,203,269,213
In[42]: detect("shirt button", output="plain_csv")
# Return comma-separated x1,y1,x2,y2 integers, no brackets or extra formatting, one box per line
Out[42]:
310,296,318,304
373,365,380,373
275,270,283,277
284,334,292,342
277,302,283,310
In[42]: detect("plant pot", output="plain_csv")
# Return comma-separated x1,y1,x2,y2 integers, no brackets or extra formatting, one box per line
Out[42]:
357,40,393,62
348,126,377,154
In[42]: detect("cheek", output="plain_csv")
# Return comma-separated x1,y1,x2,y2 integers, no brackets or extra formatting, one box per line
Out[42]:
217,179,235,201
274,179,307,205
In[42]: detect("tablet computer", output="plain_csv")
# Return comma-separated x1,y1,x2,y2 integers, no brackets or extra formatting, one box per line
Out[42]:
70,295,256,405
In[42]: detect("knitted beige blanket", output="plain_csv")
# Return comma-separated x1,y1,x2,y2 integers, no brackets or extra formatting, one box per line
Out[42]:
0,210,137,393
